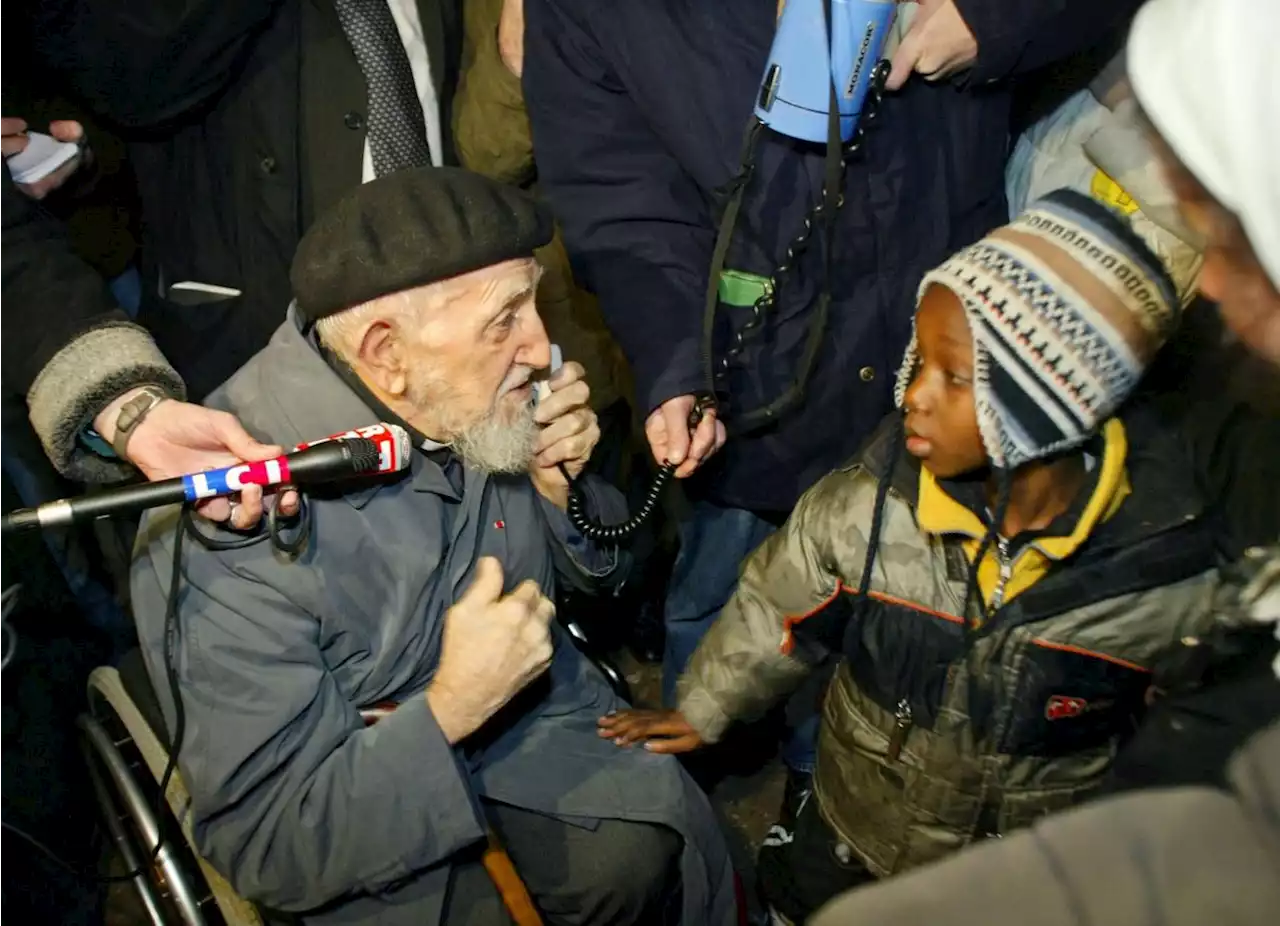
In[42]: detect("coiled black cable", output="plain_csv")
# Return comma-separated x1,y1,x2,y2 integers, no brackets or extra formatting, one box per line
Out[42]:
559,395,715,543
1,584,18,671
564,461,676,544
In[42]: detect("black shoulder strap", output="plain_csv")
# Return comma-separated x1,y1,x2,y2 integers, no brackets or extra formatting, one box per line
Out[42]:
699,0,845,430
700,119,763,396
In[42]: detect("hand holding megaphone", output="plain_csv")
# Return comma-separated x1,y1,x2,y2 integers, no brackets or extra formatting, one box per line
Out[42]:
885,0,978,92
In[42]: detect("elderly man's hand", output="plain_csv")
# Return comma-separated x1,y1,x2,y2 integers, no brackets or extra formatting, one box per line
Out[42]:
426,557,557,743
94,388,301,529
530,361,599,510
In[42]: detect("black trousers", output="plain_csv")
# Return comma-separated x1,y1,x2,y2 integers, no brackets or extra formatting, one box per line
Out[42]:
2,471,112,926
442,801,683,926
757,798,876,925
1101,645,1280,796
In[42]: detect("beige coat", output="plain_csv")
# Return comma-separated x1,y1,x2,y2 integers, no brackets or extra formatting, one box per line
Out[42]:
453,0,632,414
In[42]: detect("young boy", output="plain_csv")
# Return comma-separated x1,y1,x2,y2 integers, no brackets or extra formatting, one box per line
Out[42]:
599,189,1222,923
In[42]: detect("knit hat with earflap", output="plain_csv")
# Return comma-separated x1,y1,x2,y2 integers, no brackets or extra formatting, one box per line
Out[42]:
894,189,1179,471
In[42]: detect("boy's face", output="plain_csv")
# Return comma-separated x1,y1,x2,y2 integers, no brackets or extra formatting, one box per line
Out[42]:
902,285,988,478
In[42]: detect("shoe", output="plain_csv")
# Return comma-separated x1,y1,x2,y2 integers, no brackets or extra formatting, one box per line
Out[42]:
761,768,812,849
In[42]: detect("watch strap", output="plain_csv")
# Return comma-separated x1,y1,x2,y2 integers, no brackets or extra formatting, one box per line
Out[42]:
110,386,170,461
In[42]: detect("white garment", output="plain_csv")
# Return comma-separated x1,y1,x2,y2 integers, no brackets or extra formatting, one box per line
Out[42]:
360,0,444,182
1127,0,1280,291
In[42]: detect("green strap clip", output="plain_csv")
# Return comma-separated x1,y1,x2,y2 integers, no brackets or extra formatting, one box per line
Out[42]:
718,269,772,308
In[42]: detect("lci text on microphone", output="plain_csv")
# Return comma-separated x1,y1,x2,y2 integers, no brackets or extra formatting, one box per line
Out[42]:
1,423,412,536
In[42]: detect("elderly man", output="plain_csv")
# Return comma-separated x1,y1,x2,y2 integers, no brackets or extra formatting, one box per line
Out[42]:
129,168,735,926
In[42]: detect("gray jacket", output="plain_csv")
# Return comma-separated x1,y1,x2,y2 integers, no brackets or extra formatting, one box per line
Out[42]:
811,720,1280,926
130,309,735,925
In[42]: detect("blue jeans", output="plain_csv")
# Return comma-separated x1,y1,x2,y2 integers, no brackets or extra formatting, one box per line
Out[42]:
663,500,819,773
109,264,142,317
0,425,132,662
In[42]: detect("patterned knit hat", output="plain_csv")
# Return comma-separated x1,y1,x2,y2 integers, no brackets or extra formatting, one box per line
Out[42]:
894,189,1179,470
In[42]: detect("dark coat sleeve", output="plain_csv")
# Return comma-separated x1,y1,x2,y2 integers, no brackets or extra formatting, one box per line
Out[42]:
1176,394,1280,559
1137,301,1280,559
952,0,1144,84
811,722,1280,926
132,514,487,912
31,0,285,129
2,167,184,481
1,167,127,398
523,0,713,416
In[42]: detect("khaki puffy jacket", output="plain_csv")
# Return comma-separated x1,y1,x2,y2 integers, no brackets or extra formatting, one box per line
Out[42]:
453,0,632,414
678,410,1221,876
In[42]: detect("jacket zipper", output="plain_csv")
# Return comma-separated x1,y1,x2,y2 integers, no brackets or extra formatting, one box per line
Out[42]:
884,536,1001,766
989,536,1013,611
886,698,914,761
888,538,1005,770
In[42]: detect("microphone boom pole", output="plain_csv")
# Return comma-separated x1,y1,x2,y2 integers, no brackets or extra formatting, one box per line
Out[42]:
1,424,411,536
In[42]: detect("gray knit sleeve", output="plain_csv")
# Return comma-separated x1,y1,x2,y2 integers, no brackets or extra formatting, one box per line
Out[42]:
27,321,186,483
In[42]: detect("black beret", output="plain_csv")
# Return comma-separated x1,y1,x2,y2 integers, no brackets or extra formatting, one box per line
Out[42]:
291,167,554,324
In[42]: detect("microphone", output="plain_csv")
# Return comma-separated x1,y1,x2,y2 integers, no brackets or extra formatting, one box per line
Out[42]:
1,423,412,536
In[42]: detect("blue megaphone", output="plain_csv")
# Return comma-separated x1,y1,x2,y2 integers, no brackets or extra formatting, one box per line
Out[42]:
755,0,896,143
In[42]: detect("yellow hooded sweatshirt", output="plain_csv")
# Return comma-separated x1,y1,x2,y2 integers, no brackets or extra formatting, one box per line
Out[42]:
916,418,1132,612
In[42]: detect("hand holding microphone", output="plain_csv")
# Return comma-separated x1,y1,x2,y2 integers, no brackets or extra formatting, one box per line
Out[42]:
530,355,600,511
93,391,302,529
1,423,412,536
535,343,706,542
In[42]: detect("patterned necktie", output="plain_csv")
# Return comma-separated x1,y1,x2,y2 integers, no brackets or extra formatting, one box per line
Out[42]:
333,0,434,176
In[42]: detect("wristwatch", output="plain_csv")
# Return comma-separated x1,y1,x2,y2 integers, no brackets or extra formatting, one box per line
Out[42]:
109,385,171,461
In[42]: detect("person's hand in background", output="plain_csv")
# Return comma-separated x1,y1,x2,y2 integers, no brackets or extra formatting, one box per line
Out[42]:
645,394,726,479
93,388,301,529
1,118,90,200
886,0,978,92
499,0,525,77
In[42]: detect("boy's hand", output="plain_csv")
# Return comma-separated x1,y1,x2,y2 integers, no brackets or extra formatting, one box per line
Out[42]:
597,708,704,753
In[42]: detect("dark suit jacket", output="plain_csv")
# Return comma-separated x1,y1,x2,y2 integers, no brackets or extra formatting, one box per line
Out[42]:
1,167,128,400
33,0,462,399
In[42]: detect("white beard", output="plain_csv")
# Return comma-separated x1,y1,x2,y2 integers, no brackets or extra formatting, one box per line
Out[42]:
409,365,539,474
449,398,539,473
